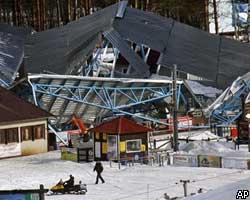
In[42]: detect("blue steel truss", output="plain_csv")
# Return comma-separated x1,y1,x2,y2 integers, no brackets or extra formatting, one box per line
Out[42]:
0,78,10,88
30,82,182,125
211,82,250,125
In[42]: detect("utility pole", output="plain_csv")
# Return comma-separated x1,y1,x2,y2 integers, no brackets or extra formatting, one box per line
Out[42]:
180,180,190,197
173,64,178,152
118,117,121,169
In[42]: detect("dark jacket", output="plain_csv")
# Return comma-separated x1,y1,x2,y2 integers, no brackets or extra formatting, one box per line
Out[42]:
94,162,104,173
65,176,74,186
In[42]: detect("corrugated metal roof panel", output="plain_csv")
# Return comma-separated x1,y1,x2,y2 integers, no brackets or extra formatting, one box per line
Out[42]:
116,1,128,18
0,24,30,86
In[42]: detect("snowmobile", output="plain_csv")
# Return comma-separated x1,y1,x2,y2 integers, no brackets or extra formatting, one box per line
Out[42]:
47,181,87,195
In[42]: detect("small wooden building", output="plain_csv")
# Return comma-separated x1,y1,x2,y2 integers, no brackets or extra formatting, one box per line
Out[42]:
0,87,51,158
89,116,151,163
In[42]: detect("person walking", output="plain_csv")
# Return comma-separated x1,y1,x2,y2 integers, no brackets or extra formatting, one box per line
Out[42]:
93,161,105,184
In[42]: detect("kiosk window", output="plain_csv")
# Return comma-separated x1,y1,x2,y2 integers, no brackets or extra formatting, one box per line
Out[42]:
126,139,141,153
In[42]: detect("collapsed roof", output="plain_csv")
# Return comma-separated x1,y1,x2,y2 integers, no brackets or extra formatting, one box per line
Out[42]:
185,80,222,98
0,24,30,86
1,1,250,89
205,72,250,125
27,74,178,125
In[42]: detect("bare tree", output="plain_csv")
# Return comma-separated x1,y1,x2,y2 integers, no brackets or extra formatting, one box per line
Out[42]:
0,0,210,32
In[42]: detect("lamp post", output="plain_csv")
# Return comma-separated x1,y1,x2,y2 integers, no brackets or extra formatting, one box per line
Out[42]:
245,113,250,152
173,64,178,152
248,123,250,152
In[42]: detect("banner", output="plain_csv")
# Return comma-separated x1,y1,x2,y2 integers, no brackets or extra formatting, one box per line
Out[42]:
168,116,193,131
222,157,249,170
0,193,39,200
198,155,221,168
95,142,101,158
61,147,78,162
107,135,118,160
173,154,198,167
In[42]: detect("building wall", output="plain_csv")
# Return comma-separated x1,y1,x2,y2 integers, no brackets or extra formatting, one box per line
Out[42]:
0,143,21,158
0,119,48,158
21,138,47,156
120,133,148,162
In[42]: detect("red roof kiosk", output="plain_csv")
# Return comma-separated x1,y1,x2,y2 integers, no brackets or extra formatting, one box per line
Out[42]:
89,116,151,163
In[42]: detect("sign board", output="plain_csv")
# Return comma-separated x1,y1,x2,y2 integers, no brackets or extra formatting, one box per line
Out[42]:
61,147,78,162
222,157,249,170
78,148,93,162
107,135,118,160
173,154,198,167
95,142,101,158
230,127,238,138
168,116,193,131
198,155,221,168
192,110,203,118
0,193,40,200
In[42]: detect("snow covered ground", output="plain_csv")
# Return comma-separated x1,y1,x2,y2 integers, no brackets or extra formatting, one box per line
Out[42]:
1,151,250,199
184,177,250,200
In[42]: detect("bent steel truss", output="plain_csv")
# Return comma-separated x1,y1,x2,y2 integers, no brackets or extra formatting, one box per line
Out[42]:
28,74,183,126
207,72,250,125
